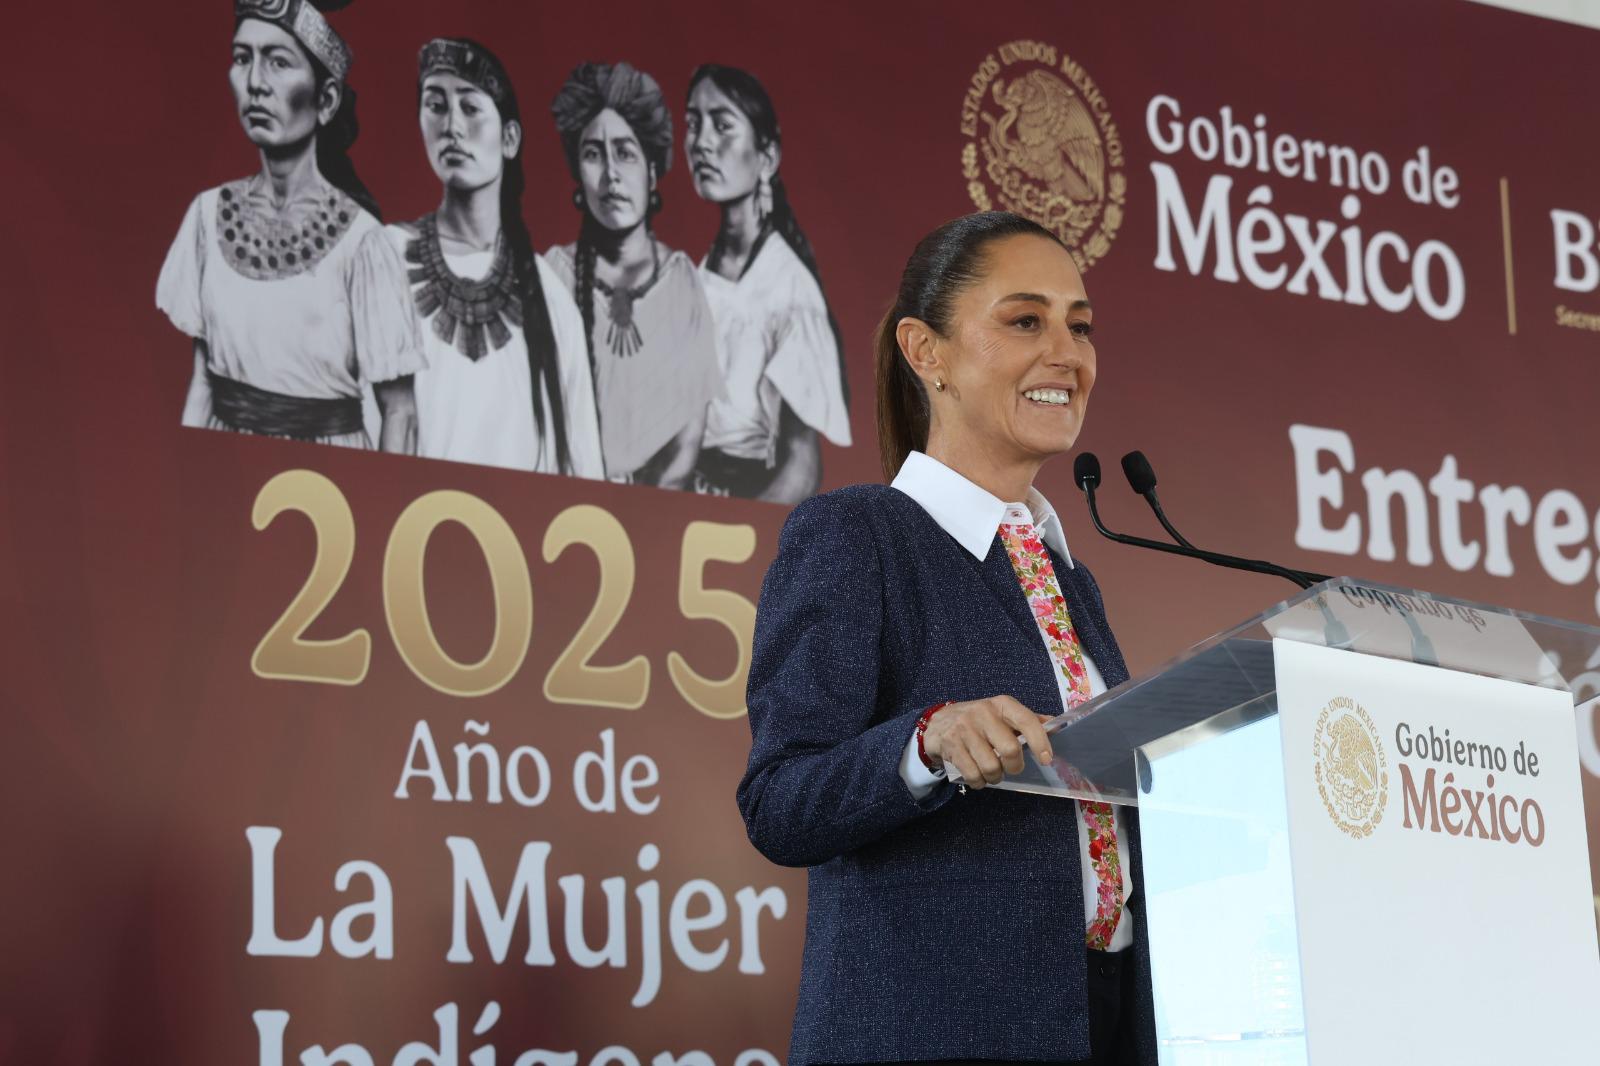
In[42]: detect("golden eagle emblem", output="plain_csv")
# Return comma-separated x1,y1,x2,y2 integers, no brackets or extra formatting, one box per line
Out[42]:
1313,703,1389,838
960,42,1125,270
986,70,1104,203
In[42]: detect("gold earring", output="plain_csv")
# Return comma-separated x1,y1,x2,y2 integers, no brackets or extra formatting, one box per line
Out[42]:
934,379,946,393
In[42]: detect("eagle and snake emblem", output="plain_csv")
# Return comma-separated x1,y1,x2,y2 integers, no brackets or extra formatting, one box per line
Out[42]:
1316,709,1389,835
985,70,1106,204
969,67,1125,264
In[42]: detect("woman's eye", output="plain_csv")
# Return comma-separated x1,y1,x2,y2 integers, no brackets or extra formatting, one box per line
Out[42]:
1014,315,1040,330
1071,321,1097,339
714,120,733,134
462,102,478,116
618,145,636,160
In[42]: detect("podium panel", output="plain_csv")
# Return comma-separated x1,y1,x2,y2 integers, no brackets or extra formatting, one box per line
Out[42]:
1274,640,1598,1065
1139,711,1306,1065
977,579,1600,1065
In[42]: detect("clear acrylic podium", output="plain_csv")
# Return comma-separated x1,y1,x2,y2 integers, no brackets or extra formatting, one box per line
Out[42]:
994,578,1600,1066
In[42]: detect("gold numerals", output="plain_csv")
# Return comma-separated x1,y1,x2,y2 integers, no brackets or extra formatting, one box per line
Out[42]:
250,471,757,718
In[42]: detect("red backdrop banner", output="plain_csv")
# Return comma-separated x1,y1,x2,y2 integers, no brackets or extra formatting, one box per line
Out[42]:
4,1,1600,1061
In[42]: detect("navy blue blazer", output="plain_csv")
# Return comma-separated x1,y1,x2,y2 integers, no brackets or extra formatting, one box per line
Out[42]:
738,484,1158,1065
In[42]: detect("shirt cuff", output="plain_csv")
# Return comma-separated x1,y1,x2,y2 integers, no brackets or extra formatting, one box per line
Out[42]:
899,728,945,800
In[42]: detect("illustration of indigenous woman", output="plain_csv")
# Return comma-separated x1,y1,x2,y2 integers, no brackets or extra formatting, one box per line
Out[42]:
685,65,852,503
156,0,424,451
546,62,721,490
384,39,603,476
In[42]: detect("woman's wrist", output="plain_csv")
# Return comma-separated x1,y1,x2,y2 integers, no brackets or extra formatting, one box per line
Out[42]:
915,702,952,771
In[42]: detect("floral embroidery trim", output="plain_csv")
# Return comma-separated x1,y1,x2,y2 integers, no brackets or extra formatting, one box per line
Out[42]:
998,519,1125,951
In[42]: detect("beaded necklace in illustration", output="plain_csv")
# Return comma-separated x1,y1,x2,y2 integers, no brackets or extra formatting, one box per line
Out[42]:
403,213,522,362
214,177,356,281
592,238,661,358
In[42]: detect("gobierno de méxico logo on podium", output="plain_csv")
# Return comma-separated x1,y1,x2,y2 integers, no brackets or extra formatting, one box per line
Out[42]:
1313,697,1391,838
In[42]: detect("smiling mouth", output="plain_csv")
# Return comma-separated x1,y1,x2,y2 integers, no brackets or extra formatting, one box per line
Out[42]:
1022,387,1074,407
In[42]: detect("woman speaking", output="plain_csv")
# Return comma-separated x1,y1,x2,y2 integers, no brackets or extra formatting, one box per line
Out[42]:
739,212,1156,1065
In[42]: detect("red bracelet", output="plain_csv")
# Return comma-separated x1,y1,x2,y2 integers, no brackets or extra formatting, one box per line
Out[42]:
915,702,952,772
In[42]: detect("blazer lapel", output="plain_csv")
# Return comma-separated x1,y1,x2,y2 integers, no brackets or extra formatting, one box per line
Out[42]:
969,536,1130,688
975,537,1053,648
1054,558,1129,686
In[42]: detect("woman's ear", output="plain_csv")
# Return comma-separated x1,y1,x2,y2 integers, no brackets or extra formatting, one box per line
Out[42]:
502,118,523,160
760,140,782,182
896,316,944,387
316,79,343,127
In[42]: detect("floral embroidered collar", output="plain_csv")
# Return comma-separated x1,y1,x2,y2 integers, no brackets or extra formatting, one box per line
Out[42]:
215,177,357,281
403,213,521,362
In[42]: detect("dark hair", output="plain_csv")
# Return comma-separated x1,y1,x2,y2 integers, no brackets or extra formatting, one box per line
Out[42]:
315,80,380,221
875,211,1064,481
551,61,674,182
300,51,380,221
570,215,604,382
422,39,572,474
552,61,673,378
687,64,848,411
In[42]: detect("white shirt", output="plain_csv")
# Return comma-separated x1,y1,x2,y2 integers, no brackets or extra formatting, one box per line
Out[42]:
379,228,604,478
890,450,1134,952
698,237,853,462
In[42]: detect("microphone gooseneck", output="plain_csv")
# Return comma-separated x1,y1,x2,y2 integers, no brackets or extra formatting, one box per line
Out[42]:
1076,452,1225,567
1074,450,1326,590
1120,450,1196,551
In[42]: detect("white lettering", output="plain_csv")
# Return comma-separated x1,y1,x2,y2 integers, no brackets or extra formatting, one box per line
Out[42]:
1151,163,1239,281
247,826,324,957
1361,466,1434,566
446,837,555,965
1429,456,1481,572
1552,209,1599,292
1533,490,1592,585
1290,425,1361,554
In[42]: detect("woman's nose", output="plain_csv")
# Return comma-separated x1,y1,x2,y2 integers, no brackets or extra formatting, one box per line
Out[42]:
1047,327,1081,365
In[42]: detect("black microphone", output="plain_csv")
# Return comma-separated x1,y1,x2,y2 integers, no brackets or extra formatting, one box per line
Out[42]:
1073,452,1101,492
1073,451,1321,590
1120,451,1196,551
1116,450,1330,589
1075,451,1240,568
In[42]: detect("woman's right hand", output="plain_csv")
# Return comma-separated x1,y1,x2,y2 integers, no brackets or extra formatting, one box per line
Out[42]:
922,697,1054,789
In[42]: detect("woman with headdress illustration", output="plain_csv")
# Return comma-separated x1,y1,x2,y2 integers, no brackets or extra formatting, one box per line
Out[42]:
546,62,721,490
383,39,603,476
685,65,852,503
156,0,424,451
